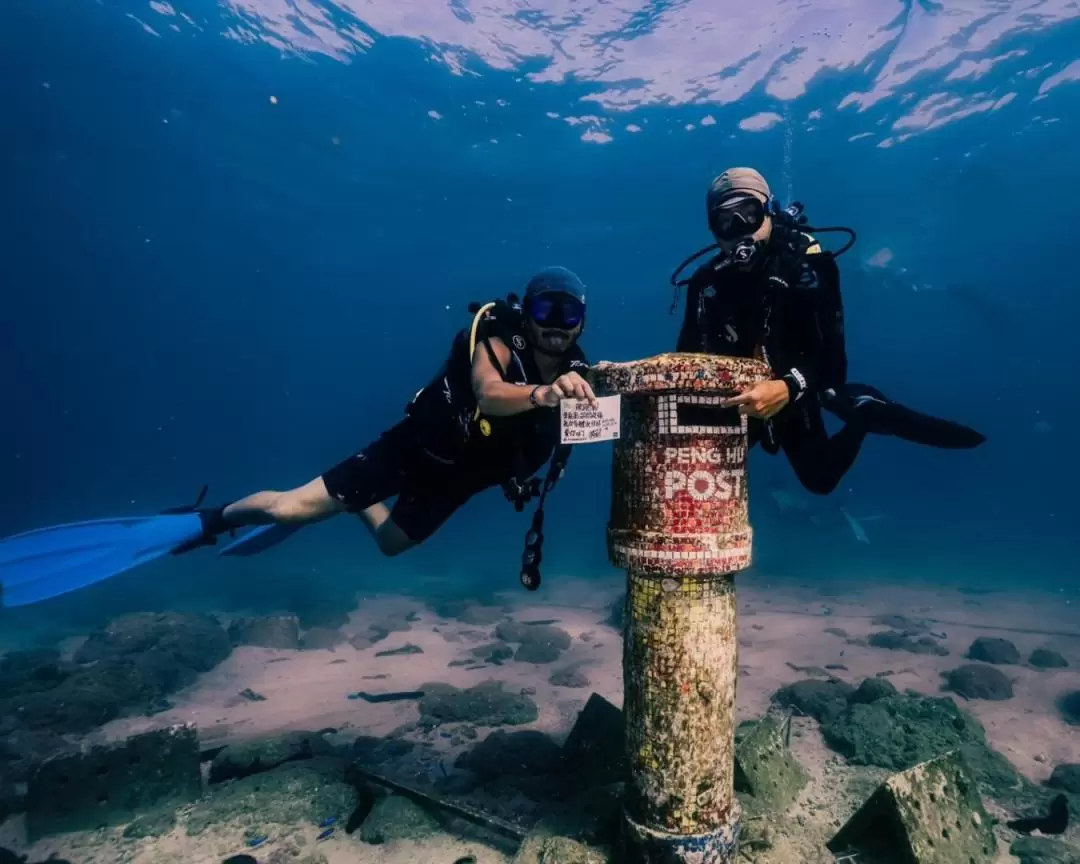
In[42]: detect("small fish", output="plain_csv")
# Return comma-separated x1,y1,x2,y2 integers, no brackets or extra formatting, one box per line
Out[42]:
223,856,259,864
316,827,335,841
1006,793,1069,835
245,835,268,848
840,509,870,544
318,816,338,828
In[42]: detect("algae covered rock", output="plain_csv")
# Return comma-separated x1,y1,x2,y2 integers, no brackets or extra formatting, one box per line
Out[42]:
849,677,897,705
734,713,808,815
560,694,627,788
967,637,1021,665
470,642,514,664
946,664,1014,701
827,750,996,864
868,630,948,656
358,794,440,844
772,678,854,723
74,612,231,670
1058,690,1080,726
871,615,927,631
122,809,178,839
822,693,980,770
0,774,14,824
0,650,71,699
3,612,232,735
820,692,1049,814
26,724,201,840
209,731,335,783
0,729,67,783
1030,649,1069,669
429,597,504,624
522,836,610,863
1047,763,1080,794
228,616,300,650
457,730,562,780
550,667,591,688
511,785,620,864
496,622,572,663
1010,836,1080,864
299,628,345,650
418,680,538,729
184,757,355,836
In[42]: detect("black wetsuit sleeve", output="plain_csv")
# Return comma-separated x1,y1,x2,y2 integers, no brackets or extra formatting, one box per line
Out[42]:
811,252,848,390
780,252,848,401
676,280,704,353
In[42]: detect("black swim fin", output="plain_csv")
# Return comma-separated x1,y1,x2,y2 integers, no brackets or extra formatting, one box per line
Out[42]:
824,384,986,450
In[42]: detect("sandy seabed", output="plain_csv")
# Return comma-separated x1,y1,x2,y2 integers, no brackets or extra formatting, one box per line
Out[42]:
2,575,1079,864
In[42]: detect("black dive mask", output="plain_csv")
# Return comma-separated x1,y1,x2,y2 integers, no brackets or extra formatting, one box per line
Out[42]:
708,193,767,242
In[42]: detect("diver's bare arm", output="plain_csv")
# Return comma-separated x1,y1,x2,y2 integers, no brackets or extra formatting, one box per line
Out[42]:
471,336,547,416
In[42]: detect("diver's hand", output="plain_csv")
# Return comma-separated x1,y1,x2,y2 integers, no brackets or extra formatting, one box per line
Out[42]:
722,379,789,419
537,372,597,407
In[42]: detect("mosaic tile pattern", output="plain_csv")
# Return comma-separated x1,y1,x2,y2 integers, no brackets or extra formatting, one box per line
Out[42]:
592,353,770,577
623,573,741,834
590,353,770,858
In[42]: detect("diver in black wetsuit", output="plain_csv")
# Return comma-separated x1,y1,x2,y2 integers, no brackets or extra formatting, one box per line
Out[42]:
672,167,985,495
187,267,595,589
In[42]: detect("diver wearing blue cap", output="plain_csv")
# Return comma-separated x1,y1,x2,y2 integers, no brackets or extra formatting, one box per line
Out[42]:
216,266,594,563
0,269,594,608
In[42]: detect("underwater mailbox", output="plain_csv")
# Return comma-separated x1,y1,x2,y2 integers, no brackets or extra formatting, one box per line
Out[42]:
591,352,771,864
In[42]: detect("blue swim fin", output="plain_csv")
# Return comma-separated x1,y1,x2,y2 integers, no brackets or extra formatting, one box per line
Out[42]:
0,514,205,608
219,523,303,557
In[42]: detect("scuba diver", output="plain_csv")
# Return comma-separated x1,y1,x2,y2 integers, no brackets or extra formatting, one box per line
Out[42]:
671,167,985,495
0,267,595,607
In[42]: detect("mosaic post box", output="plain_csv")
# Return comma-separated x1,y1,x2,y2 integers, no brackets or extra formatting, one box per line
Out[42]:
590,352,772,864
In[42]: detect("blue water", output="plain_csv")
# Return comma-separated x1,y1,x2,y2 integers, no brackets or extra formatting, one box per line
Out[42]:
2,0,1080,626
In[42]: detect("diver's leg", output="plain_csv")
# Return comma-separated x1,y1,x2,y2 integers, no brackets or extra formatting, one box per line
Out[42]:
214,423,411,542
824,383,986,449
367,477,480,558
357,502,415,557
779,402,867,496
171,476,343,554
223,477,344,526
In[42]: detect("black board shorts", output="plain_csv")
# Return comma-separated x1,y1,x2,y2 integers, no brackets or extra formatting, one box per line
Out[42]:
321,419,489,544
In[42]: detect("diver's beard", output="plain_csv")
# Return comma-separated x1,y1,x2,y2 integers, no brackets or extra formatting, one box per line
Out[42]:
532,329,576,357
